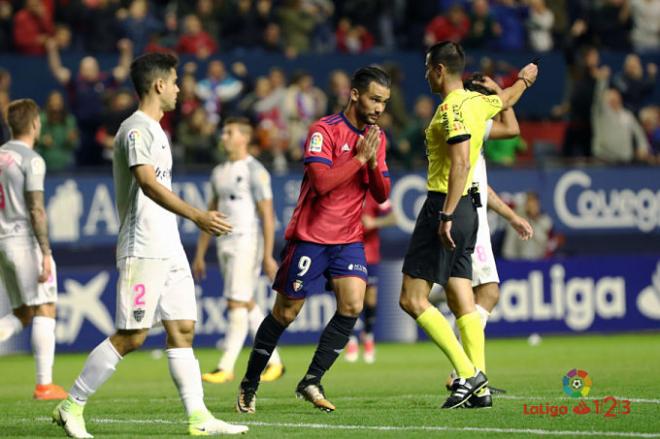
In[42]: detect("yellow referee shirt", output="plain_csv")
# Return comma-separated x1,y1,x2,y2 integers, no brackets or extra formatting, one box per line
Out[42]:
425,89,502,194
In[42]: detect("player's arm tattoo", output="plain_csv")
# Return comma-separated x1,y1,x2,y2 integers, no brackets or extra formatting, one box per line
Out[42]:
26,191,51,255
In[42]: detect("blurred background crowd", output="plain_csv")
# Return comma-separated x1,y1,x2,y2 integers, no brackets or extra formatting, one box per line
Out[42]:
0,0,658,175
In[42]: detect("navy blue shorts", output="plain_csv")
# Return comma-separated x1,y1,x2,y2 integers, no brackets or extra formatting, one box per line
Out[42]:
273,241,368,300
366,263,379,287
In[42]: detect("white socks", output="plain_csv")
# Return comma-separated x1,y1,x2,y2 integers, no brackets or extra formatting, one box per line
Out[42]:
218,308,249,372
31,316,56,385
69,338,122,405
0,314,23,342
167,348,207,417
248,306,282,366
475,304,490,329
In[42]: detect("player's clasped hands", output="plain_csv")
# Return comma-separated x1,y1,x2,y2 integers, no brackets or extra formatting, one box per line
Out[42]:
196,210,233,236
356,125,380,166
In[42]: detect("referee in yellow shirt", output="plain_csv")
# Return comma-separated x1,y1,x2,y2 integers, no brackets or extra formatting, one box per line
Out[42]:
399,41,538,409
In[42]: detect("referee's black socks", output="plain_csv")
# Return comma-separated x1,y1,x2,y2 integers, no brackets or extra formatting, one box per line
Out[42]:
303,312,358,384
242,313,286,389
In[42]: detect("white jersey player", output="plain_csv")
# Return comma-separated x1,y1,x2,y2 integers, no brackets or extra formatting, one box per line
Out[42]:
52,53,248,438
193,118,284,385
0,99,67,401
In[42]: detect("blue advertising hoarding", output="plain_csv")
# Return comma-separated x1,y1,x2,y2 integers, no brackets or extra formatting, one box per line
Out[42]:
0,254,655,354
44,166,660,250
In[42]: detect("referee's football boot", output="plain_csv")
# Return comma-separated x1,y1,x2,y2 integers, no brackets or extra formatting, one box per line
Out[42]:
445,372,506,395
441,370,488,409
489,386,507,394
464,387,493,409
295,380,336,412
235,384,257,414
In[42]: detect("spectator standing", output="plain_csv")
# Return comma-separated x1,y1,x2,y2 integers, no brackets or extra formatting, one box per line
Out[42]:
277,0,316,55
46,38,133,166
80,0,121,53
612,54,657,115
527,0,554,52
12,0,54,55
195,60,245,126
424,4,470,46
37,90,78,172
630,0,660,52
118,0,162,56
464,0,501,49
592,66,651,164
491,0,527,51
502,192,553,261
176,14,217,59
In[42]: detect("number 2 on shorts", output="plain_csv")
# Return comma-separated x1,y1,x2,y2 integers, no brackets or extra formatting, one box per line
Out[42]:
297,256,312,276
133,284,146,306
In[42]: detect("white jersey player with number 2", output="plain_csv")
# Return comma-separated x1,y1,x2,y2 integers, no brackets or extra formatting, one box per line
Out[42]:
52,52,248,438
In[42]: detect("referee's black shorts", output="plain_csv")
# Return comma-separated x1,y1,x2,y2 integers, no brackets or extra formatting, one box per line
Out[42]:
402,192,478,287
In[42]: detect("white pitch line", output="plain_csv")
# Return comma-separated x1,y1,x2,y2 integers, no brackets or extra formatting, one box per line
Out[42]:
74,393,660,405
34,417,660,438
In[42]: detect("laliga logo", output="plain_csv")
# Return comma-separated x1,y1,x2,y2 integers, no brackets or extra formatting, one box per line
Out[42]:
563,369,592,398
554,170,660,232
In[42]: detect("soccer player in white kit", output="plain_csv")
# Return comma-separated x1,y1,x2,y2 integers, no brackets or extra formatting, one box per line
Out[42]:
0,99,67,401
52,53,248,438
193,117,285,384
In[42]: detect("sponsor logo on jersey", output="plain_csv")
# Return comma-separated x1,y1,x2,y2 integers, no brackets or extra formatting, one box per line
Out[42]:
341,143,350,152
309,132,323,153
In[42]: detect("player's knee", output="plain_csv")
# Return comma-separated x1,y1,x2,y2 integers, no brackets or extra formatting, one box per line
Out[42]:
337,300,363,317
112,330,148,354
272,307,297,326
14,307,34,326
399,293,423,317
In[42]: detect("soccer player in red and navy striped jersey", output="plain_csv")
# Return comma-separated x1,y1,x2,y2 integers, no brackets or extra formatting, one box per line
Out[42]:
237,66,391,414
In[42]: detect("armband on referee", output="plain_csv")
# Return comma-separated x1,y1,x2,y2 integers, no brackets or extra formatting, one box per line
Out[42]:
439,212,454,222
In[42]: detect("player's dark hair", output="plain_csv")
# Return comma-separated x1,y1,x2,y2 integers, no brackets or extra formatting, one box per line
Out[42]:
130,52,178,99
427,41,465,76
7,98,39,137
351,66,391,93
464,72,496,96
223,116,253,139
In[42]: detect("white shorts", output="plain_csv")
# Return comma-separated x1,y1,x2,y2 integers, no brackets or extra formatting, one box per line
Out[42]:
471,210,500,287
115,250,197,330
216,233,261,302
0,238,57,309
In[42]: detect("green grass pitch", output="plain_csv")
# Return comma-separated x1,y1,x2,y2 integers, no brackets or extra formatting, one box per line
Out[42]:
0,333,658,438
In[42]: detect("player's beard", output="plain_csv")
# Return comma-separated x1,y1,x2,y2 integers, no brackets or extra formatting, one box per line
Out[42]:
357,106,379,125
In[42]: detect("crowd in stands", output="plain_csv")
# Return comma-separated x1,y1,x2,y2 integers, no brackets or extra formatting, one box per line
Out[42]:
0,0,657,172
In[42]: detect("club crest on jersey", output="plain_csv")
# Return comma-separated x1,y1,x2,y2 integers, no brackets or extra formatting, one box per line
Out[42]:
133,308,145,322
309,132,323,153
292,280,303,292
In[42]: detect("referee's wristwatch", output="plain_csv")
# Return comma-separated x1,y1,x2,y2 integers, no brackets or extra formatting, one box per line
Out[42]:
439,212,454,222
